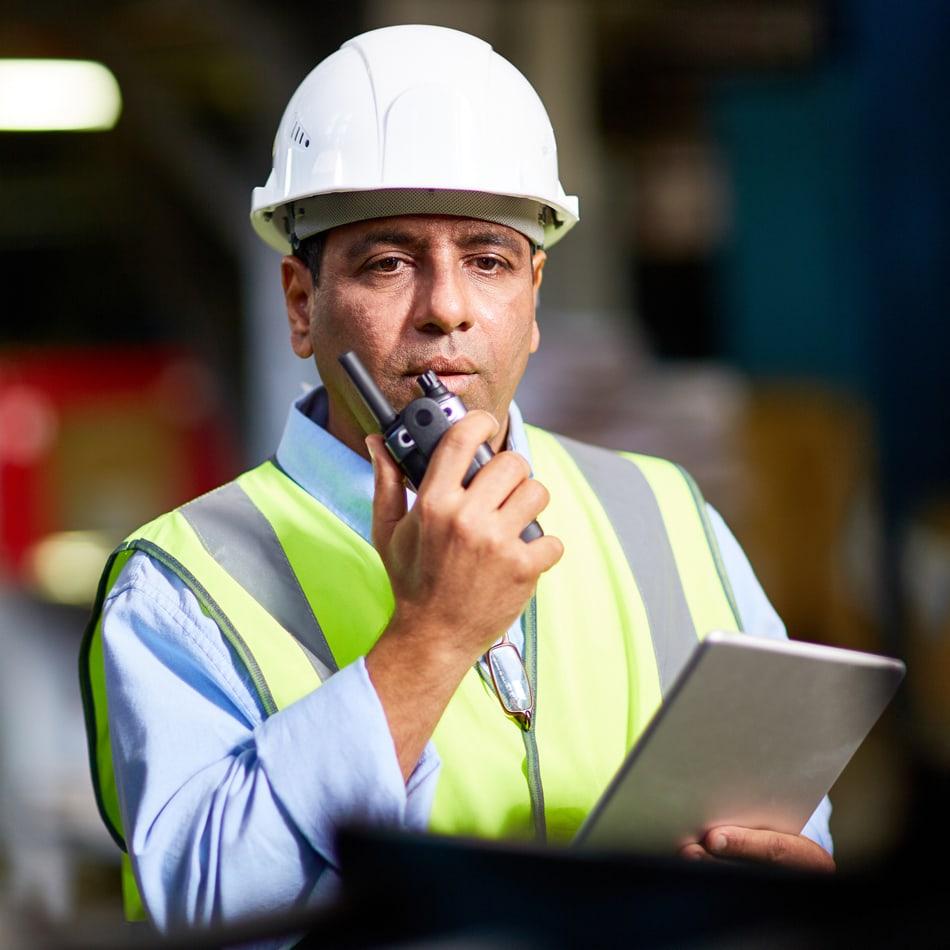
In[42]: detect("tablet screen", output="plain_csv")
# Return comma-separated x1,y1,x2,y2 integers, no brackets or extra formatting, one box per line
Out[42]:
574,630,905,853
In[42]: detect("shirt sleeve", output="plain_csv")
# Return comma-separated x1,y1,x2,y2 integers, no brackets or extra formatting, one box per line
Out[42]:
706,504,835,857
101,551,440,934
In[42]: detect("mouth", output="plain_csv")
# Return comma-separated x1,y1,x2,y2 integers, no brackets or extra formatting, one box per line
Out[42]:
408,360,475,377
405,362,476,392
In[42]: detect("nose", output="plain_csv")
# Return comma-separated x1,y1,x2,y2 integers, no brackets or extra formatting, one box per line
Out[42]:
412,260,473,334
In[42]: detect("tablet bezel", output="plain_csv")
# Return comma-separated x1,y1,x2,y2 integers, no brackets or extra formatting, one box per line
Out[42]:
573,630,906,853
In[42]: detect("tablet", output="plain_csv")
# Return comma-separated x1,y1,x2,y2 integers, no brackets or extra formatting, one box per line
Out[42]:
573,630,906,853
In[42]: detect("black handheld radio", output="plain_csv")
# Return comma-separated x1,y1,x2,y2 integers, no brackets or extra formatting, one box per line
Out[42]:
339,350,543,542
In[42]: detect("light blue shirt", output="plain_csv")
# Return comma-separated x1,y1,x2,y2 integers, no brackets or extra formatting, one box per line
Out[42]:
101,390,832,939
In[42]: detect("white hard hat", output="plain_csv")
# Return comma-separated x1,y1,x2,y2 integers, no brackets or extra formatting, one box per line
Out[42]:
250,24,579,253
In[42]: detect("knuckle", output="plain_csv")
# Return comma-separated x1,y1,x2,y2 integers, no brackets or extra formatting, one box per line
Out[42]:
493,449,531,480
453,506,482,540
765,833,792,863
415,494,442,523
524,477,549,507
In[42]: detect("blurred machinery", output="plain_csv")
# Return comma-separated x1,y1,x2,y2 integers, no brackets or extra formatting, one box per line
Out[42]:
0,345,240,603
0,344,241,920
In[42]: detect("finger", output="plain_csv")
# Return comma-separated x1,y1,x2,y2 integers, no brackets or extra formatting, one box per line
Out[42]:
679,842,716,863
469,450,541,507
485,464,560,554
420,410,499,494
367,434,407,551
704,827,836,873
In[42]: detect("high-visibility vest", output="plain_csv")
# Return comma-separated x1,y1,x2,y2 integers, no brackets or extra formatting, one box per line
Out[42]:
79,426,742,921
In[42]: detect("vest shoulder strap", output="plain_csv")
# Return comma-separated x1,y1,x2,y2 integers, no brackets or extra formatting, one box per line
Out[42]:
180,478,338,680
529,428,742,692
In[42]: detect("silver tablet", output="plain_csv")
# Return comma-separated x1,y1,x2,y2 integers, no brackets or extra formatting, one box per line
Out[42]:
574,630,906,853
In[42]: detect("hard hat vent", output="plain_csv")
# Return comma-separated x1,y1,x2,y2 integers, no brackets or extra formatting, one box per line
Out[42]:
289,115,311,149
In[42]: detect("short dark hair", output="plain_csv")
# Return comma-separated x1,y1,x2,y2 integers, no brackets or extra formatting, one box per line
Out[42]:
294,231,328,284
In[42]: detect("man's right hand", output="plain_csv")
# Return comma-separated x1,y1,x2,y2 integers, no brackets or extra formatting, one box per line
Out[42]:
364,410,563,778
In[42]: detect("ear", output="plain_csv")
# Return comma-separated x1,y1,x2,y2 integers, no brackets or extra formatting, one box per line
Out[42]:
529,249,546,353
531,248,546,301
281,255,315,359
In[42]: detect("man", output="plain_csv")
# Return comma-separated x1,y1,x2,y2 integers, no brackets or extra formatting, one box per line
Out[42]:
80,22,834,939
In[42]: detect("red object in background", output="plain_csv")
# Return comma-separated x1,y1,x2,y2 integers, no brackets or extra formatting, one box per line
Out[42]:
0,346,243,583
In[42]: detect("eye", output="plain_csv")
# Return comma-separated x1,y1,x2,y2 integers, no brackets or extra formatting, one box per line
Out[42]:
473,256,504,272
370,256,403,273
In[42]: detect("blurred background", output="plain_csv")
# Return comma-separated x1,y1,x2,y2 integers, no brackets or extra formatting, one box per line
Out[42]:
1,0,949,940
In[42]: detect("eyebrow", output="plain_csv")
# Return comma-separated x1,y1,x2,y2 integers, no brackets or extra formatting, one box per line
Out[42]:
341,225,527,261
462,229,526,255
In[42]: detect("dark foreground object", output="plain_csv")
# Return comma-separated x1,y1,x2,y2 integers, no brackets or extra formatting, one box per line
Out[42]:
37,761,949,949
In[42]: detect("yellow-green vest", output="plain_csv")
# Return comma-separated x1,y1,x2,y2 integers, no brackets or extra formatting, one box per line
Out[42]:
79,425,742,921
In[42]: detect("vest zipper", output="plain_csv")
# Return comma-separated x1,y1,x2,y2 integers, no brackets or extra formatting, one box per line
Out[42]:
476,594,546,842
522,595,546,842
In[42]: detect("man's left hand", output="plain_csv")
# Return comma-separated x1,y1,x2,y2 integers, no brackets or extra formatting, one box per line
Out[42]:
679,826,836,873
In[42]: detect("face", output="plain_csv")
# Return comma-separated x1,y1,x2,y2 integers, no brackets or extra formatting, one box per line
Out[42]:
281,214,546,457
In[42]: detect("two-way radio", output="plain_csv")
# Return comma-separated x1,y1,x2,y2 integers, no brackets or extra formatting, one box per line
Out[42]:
339,350,543,542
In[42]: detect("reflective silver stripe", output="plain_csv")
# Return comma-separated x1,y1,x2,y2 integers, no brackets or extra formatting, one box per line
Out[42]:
179,439,717,696
181,482,337,681
549,433,699,694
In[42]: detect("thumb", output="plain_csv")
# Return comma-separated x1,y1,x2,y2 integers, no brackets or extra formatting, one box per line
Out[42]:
367,434,407,551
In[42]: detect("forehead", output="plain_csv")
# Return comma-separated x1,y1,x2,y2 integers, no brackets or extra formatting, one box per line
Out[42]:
325,214,531,255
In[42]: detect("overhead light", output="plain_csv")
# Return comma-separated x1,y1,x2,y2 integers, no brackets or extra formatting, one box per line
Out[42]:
25,529,116,606
0,58,122,131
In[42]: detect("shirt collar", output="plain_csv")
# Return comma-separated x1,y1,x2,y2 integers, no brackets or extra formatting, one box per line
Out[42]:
274,386,533,544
